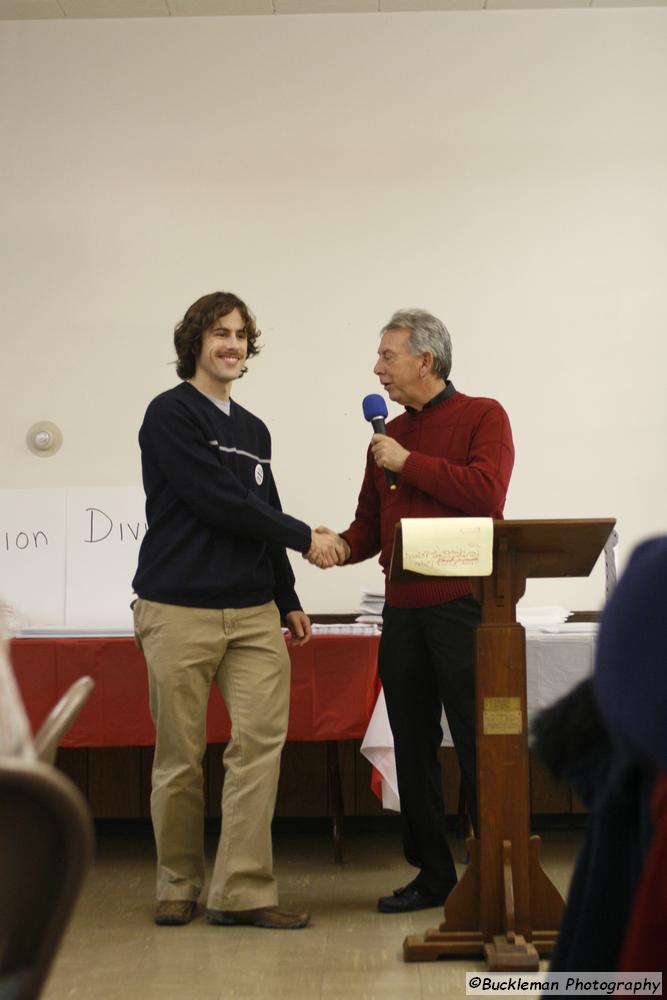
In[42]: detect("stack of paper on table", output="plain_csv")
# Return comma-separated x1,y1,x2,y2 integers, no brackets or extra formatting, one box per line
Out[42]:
15,625,135,638
308,623,381,635
516,605,571,628
355,587,384,625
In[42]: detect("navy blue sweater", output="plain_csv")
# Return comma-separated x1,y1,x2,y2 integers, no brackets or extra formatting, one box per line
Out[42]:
132,382,311,616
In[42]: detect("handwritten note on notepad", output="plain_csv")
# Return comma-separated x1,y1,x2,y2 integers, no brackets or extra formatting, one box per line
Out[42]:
401,517,493,576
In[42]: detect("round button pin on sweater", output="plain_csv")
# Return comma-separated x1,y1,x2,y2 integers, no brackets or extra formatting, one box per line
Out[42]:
255,464,264,485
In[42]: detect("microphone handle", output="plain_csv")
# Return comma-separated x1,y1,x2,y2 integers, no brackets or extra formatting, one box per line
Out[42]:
370,416,397,491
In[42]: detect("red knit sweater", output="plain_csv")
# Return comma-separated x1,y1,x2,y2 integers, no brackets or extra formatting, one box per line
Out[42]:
340,386,515,608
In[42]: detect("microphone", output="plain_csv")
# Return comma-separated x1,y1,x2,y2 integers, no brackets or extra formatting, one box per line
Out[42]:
362,394,397,491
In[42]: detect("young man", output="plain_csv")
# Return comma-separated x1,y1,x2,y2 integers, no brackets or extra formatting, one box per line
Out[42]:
313,308,514,912
132,291,338,930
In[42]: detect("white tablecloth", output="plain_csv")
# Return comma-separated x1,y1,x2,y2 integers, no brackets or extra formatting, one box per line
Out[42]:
360,626,597,810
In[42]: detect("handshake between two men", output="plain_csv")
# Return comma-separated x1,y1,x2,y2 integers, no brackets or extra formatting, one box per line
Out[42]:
304,527,351,569
300,421,413,570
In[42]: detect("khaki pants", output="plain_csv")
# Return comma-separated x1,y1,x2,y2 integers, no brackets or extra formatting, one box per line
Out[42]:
133,598,290,911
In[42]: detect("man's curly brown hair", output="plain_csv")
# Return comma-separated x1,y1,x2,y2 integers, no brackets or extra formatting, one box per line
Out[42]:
174,291,261,380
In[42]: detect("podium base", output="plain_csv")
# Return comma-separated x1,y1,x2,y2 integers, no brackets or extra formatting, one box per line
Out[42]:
403,930,484,962
484,934,539,971
403,929,556,968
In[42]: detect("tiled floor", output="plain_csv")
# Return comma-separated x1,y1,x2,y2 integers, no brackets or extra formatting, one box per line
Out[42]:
43,820,582,1000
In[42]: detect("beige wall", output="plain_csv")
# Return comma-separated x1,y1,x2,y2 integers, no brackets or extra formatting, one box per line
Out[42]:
1,8,666,612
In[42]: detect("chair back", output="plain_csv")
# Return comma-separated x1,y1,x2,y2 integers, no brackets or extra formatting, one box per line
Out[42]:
33,677,95,765
0,757,94,1000
0,629,36,760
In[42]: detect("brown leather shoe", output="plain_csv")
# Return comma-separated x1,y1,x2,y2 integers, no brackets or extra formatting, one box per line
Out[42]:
154,900,197,926
206,906,309,929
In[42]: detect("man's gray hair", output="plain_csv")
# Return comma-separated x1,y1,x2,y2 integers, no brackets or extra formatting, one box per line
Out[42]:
382,309,452,381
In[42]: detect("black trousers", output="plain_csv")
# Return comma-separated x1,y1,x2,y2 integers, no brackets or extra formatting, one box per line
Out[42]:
379,596,481,893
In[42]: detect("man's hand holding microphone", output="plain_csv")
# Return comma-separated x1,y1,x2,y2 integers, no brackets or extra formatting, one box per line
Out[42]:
363,394,409,483
304,394,408,570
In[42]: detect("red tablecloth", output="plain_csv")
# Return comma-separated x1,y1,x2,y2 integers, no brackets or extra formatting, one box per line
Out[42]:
11,635,381,747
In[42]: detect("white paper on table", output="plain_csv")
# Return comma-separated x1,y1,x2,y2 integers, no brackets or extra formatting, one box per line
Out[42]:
537,623,598,634
310,623,380,635
15,625,134,638
401,517,493,576
355,615,383,625
517,605,571,627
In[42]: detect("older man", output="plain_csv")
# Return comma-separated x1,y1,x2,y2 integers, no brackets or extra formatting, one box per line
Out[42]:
317,308,514,912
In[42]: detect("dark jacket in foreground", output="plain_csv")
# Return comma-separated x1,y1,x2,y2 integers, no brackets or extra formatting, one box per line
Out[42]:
534,683,653,975
534,536,667,979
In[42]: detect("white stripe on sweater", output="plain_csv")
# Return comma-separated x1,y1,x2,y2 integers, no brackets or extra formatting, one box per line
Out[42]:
208,441,270,464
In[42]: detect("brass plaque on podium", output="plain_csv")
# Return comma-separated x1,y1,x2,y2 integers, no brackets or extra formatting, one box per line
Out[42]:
483,697,522,735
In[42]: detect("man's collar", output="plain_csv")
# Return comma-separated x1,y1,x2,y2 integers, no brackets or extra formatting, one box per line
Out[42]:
406,382,456,413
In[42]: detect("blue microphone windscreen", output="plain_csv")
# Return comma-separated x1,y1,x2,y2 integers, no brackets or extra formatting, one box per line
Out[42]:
362,394,388,422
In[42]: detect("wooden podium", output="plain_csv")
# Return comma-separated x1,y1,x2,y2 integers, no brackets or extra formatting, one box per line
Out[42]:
396,518,616,969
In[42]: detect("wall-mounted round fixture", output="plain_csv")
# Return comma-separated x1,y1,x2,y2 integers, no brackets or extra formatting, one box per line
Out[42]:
27,421,63,457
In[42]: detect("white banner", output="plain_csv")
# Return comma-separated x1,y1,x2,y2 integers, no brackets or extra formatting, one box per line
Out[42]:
65,487,146,627
0,489,67,627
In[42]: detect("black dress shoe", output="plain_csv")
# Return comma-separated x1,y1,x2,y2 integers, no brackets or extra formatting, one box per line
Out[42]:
377,880,453,913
